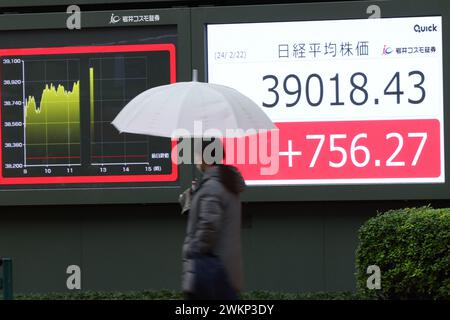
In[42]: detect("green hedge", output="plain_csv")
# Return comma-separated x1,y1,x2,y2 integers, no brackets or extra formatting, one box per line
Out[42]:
15,290,183,300
15,290,373,300
355,206,450,300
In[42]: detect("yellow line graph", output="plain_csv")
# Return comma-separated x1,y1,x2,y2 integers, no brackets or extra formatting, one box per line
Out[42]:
25,81,80,145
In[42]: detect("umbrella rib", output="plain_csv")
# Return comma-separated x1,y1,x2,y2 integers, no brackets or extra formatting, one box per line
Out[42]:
172,83,194,138
223,86,276,132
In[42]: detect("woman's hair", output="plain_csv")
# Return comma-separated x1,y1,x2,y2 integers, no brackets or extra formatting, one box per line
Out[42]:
199,138,244,194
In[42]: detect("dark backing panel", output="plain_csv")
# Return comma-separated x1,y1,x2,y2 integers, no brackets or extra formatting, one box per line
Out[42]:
242,204,325,292
0,8,192,205
0,0,362,10
0,208,82,292
0,25,177,48
3,199,447,294
80,204,186,291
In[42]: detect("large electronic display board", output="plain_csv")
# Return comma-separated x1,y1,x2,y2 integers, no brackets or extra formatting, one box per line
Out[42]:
193,0,450,201
0,8,191,205
0,44,177,184
208,16,444,185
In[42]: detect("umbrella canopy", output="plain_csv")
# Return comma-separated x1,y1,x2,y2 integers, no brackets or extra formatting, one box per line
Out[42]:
111,81,277,138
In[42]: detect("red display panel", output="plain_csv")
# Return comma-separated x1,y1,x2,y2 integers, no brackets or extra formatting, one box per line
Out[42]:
224,119,441,184
0,44,178,185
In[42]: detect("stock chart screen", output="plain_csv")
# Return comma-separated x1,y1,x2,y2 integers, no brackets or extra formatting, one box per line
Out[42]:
0,28,178,187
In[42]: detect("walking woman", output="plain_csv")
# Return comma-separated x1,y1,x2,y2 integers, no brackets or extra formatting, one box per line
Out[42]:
180,138,245,300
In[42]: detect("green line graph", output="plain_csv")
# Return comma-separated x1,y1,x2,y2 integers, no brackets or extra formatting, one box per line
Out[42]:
22,58,82,166
25,81,80,146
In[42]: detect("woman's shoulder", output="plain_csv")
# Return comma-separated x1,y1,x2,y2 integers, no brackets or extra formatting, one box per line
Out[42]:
199,177,227,195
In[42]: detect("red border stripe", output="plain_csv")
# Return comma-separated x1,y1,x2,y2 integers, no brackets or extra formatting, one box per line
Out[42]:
0,44,178,185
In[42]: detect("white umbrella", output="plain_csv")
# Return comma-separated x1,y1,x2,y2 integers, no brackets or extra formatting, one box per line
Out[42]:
111,72,276,138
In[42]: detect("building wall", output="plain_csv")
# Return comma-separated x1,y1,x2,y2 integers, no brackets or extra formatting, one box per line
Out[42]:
2,200,442,294
0,0,448,296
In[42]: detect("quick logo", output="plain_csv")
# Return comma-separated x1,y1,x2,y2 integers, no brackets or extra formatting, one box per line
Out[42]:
414,23,438,33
